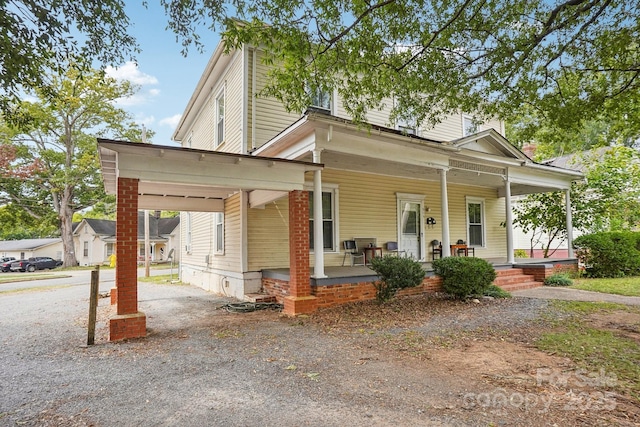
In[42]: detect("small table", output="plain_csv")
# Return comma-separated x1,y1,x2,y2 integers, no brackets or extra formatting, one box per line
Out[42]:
450,244,468,257
363,246,383,265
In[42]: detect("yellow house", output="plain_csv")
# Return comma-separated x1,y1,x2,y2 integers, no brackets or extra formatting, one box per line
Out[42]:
97,40,582,338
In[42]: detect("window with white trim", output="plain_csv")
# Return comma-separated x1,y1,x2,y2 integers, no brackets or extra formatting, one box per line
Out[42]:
397,116,418,135
463,115,478,136
185,212,192,253
309,190,336,251
309,86,332,112
466,197,485,247
213,212,224,254
215,90,225,148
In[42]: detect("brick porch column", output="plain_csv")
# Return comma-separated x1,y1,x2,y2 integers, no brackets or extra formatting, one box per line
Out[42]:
109,177,146,341
283,190,318,315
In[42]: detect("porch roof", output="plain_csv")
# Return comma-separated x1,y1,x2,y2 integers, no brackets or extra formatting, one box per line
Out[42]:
98,139,322,212
252,112,583,197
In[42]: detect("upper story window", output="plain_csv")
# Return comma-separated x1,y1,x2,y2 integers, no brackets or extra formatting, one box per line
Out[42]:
215,90,225,148
397,115,418,136
309,87,332,113
463,115,478,137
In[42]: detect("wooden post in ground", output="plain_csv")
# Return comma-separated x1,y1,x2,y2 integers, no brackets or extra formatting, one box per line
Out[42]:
87,265,100,345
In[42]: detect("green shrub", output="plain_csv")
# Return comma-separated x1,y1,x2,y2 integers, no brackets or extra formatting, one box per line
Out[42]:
514,249,528,258
369,255,426,303
574,232,640,278
544,273,573,287
483,284,511,298
432,257,497,299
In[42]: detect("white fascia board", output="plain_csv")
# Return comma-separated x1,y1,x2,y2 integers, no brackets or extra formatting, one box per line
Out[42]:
248,190,288,208
139,195,225,212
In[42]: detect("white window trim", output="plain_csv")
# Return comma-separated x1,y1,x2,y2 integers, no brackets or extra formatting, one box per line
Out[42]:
465,196,486,248
214,86,225,149
307,84,333,114
462,114,478,137
213,212,224,255
305,182,339,253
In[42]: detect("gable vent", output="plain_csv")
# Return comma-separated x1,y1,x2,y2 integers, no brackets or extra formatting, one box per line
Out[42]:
449,160,505,176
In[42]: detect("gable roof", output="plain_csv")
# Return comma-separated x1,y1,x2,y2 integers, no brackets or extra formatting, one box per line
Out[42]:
0,238,61,251
158,216,180,235
448,129,531,161
78,214,180,241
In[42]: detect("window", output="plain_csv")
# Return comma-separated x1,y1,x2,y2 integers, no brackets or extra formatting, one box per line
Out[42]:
215,90,225,148
397,116,417,135
106,243,114,258
309,87,331,112
309,191,335,251
213,212,224,254
463,115,478,136
83,241,89,257
466,197,485,247
185,212,192,253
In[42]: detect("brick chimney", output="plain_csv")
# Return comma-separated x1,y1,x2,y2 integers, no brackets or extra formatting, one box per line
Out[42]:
522,143,537,159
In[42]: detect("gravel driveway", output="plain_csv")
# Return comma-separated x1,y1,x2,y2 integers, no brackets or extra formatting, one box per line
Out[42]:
1,277,637,426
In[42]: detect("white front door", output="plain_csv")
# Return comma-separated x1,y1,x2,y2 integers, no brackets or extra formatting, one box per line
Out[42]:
399,200,423,260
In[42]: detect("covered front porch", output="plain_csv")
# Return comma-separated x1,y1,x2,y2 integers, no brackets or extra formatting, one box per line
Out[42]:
261,257,579,309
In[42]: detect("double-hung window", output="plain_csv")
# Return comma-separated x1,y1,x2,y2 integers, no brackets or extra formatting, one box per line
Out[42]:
397,115,418,135
309,190,336,251
215,90,225,148
462,115,478,137
309,86,331,112
83,241,89,257
466,197,485,247
213,212,224,254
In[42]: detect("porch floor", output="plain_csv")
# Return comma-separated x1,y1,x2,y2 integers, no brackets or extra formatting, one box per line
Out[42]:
262,257,576,286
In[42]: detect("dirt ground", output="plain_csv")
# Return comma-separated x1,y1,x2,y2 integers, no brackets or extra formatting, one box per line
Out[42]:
2,282,640,426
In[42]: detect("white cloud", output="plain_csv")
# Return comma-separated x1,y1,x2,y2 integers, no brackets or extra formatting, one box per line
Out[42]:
159,114,182,128
105,61,158,85
135,114,156,127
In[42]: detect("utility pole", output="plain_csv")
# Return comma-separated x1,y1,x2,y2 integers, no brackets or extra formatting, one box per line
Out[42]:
143,126,150,277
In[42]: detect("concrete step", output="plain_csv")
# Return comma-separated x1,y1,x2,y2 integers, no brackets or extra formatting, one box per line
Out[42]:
496,281,544,292
244,293,277,303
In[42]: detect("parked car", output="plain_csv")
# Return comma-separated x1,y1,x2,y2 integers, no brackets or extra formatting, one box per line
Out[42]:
0,257,16,272
10,257,59,272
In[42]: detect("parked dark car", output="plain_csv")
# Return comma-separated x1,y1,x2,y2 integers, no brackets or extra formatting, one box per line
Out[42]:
0,257,16,272
10,257,59,272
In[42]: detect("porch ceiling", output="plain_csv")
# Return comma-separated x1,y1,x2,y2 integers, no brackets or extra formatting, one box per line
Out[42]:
98,139,322,212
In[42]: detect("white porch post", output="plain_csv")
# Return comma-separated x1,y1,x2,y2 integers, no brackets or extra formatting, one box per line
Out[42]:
504,179,514,263
439,169,451,257
312,149,326,278
565,189,574,258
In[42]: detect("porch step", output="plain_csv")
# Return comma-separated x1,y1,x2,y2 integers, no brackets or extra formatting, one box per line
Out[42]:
493,268,544,292
244,293,277,303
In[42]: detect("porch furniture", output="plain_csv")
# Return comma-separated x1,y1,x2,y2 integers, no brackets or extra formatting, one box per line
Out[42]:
363,246,383,265
385,241,406,257
342,240,365,266
452,240,475,257
431,240,442,260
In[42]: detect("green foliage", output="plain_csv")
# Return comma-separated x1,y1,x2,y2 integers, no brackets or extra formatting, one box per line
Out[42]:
513,249,528,259
432,257,497,299
369,255,425,303
574,232,640,278
544,273,573,287
483,284,511,299
0,0,138,117
571,276,640,297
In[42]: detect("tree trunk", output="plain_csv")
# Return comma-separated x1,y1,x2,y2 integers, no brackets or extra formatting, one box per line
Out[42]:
59,192,78,267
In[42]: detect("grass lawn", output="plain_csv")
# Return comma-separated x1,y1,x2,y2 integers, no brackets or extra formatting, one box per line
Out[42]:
570,276,640,297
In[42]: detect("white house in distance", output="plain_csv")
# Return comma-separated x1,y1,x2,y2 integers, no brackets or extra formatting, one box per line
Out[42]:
0,238,63,261
168,40,582,307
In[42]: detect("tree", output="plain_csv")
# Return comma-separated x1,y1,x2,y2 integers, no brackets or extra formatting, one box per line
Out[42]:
0,0,137,116
0,62,146,266
162,0,640,131
513,146,640,257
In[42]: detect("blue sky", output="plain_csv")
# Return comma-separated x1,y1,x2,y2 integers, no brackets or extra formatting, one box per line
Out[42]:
104,3,220,146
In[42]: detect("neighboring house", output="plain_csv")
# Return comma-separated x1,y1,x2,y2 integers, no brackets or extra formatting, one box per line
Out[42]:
73,213,180,266
168,41,582,302
0,238,63,261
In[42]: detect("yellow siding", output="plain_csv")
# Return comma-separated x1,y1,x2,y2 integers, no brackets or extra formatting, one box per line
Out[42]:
214,194,241,272
246,168,508,269
218,54,244,154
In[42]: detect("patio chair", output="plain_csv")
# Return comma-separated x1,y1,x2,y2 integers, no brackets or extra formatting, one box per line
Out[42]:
431,240,442,260
455,239,475,257
342,240,365,266
386,241,406,257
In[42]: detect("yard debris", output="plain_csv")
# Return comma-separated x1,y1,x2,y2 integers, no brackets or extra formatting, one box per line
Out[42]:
217,302,283,313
